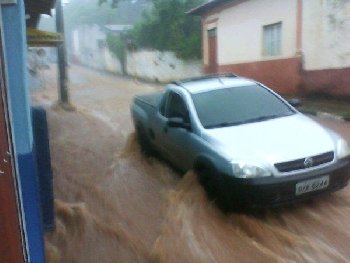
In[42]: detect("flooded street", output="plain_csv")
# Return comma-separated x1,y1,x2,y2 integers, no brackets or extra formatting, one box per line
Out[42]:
32,65,350,263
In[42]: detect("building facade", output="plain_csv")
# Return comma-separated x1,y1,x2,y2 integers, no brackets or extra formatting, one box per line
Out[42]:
189,0,350,96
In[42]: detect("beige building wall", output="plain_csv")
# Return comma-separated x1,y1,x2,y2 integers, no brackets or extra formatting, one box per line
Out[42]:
202,0,298,66
302,0,350,70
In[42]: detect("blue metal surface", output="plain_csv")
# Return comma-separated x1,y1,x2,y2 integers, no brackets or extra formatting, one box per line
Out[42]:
17,153,45,262
2,0,46,262
32,106,55,232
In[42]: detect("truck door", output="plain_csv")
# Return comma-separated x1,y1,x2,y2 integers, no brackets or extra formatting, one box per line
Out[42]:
162,92,195,171
151,91,172,158
0,26,25,263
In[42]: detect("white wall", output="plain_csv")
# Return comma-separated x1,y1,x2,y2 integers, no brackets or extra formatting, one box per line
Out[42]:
203,0,298,65
104,48,123,74
72,24,106,70
126,50,202,82
73,30,80,55
302,0,350,70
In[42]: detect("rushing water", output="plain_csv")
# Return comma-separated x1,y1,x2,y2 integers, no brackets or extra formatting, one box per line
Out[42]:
35,66,350,263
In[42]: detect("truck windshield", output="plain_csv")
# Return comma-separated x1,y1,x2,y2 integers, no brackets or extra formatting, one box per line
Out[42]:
192,84,295,129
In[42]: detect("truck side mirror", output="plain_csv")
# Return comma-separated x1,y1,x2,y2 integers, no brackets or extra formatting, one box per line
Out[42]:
167,117,191,130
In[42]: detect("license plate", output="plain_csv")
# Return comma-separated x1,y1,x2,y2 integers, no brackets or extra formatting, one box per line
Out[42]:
295,175,329,196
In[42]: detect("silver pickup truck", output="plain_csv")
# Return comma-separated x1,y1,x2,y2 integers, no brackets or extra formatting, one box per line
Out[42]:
131,74,350,211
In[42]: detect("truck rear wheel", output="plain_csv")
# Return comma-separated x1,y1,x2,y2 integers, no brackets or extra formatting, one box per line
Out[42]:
136,126,154,156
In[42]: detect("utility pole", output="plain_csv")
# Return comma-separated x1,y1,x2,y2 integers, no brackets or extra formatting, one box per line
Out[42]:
56,0,70,105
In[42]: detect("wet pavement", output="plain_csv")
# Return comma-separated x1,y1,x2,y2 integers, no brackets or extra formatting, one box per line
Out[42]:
32,65,350,263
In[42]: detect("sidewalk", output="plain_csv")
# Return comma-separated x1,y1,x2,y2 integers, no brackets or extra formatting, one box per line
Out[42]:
297,97,350,121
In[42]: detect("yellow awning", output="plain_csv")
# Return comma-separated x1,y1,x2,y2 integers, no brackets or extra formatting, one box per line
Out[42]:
27,28,64,47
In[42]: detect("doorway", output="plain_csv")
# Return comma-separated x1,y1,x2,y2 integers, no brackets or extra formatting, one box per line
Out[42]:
207,27,218,73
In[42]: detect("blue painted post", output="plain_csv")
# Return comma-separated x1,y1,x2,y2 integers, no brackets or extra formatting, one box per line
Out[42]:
2,1,46,262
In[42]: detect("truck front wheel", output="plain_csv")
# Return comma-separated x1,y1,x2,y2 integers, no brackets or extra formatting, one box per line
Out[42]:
196,163,244,213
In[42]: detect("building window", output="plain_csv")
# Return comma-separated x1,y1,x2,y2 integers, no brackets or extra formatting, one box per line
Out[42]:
263,22,282,56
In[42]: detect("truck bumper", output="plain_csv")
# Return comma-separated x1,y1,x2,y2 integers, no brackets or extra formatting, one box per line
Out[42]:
222,158,350,209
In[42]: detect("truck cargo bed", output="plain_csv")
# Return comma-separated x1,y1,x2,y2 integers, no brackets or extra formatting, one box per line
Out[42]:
134,92,163,109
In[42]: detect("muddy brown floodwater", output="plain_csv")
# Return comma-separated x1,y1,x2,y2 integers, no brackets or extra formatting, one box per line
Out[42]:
32,65,350,263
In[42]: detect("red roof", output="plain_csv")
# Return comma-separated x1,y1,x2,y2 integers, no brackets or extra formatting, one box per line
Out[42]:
187,0,235,15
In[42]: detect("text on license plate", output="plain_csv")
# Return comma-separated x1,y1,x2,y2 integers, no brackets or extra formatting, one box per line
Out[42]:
295,175,329,196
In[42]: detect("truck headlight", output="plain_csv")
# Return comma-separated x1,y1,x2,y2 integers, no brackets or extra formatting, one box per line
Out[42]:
337,138,350,159
231,162,271,178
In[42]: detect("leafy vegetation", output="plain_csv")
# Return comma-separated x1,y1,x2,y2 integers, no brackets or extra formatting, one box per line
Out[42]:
341,111,350,120
129,0,205,59
40,0,204,62
60,0,149,30
106,33,127,74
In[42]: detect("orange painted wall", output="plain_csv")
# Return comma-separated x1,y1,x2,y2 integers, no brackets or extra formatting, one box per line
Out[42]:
205,57,303,95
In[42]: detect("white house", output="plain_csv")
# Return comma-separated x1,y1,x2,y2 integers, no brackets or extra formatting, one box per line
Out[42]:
71,24,133,72
189,0,350,96
70,24,203,81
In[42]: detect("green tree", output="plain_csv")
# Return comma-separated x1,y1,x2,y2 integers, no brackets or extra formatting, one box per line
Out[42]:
106,33,127,74
130,0,205,60
63,0,149,30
